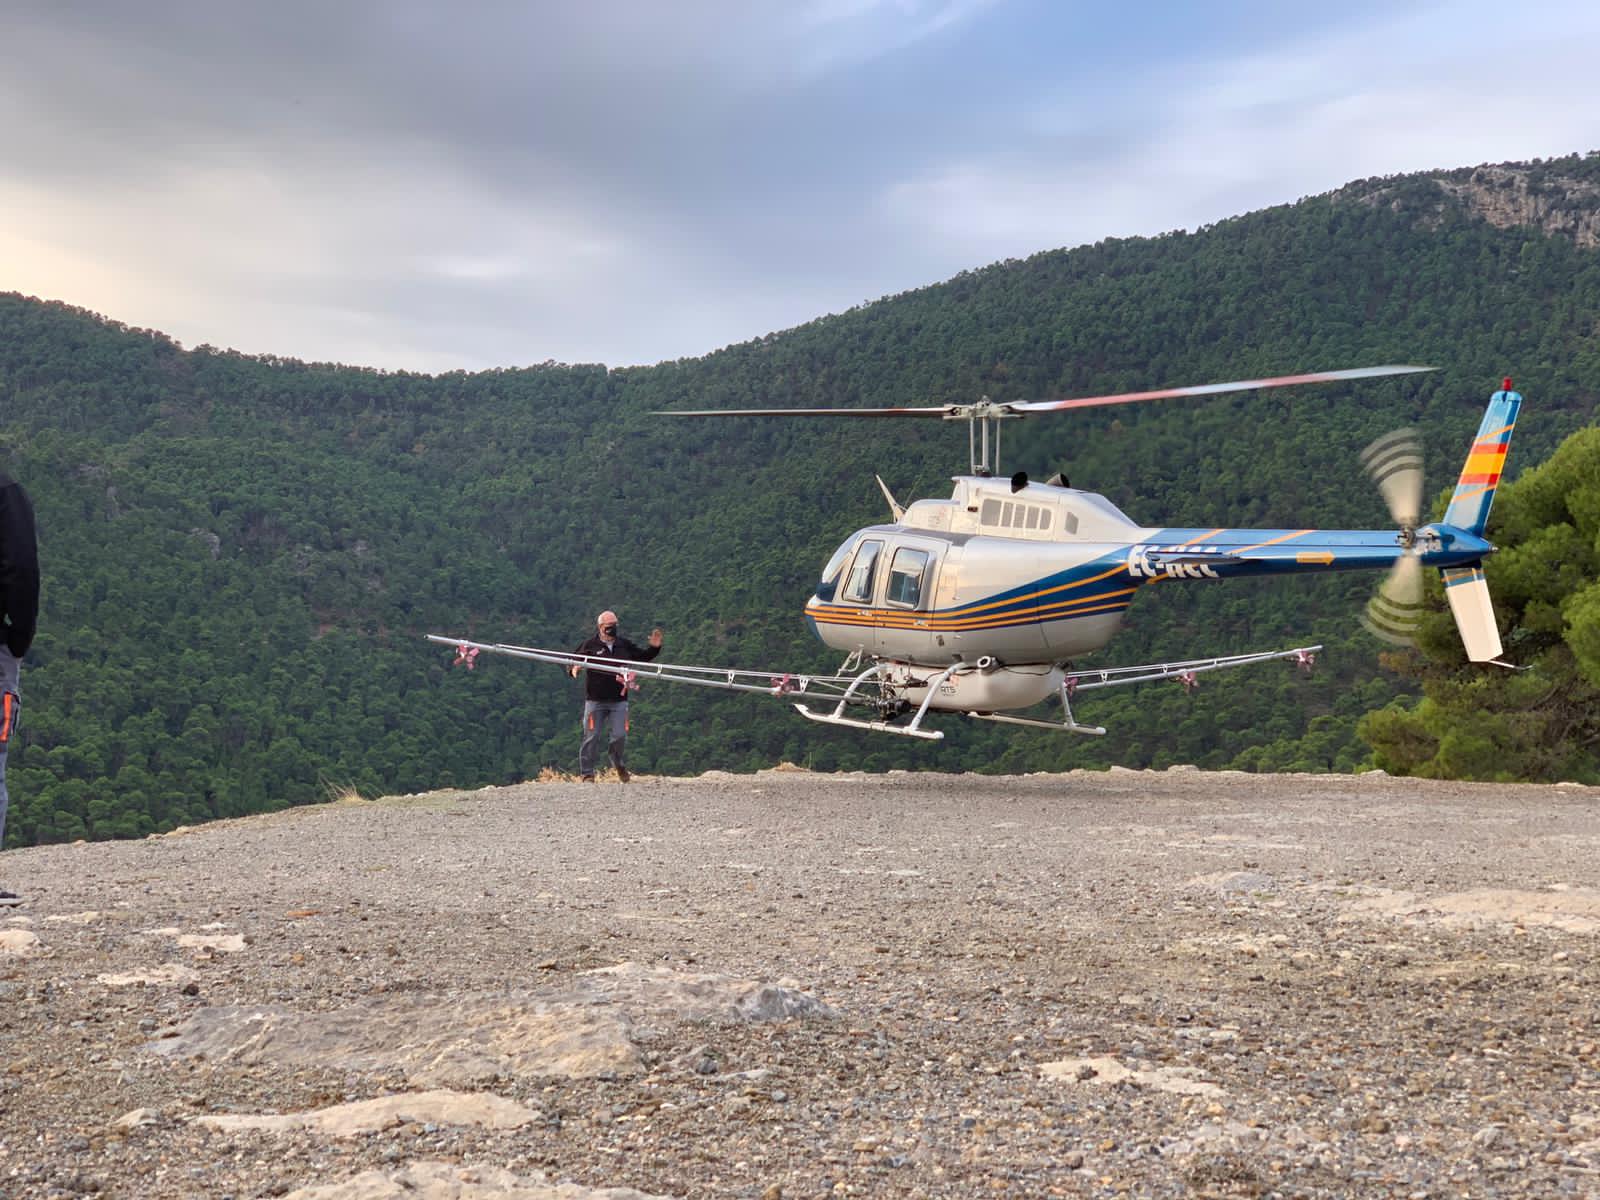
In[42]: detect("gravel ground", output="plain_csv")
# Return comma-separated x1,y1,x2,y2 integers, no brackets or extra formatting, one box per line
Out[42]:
2,766,1599,1199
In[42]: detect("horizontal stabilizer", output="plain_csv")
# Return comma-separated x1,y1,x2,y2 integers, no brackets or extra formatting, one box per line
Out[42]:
1442,566,1503,662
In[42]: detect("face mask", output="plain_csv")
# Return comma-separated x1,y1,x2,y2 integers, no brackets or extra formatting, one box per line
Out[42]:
602,625,618,637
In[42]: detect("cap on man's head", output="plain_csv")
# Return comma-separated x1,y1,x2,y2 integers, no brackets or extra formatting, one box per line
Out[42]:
597,610,619,628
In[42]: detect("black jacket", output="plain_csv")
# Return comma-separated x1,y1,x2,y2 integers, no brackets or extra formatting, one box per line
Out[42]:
572,634,660,702
0,474,38,658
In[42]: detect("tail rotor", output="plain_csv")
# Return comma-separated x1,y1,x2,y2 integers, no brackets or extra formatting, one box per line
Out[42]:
1359,427,1426,647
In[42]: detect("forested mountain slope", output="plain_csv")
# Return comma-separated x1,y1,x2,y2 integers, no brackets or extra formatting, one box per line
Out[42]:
4,153,1599,843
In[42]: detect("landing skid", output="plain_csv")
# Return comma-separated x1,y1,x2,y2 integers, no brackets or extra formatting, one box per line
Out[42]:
792,660,966,740
792,704,945,740
971,712,1106,736
969,673,1106,735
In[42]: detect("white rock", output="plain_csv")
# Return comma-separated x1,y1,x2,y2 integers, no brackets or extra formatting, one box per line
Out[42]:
197,1090,540,1137
44,911,103,925
0,929,43,957
153,963,832,1086
1038,1055,1224,1097
176,932,247,953
99,963,202,987
281,1161,671,1199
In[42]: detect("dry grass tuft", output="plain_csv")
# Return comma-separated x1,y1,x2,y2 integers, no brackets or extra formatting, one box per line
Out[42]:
534,767,637,784
322,781,371,806
770,761,812,773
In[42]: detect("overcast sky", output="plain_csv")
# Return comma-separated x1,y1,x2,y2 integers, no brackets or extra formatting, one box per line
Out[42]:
5,1,1600,372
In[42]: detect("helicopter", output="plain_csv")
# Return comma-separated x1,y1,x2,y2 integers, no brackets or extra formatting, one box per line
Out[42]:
430,367,1521,741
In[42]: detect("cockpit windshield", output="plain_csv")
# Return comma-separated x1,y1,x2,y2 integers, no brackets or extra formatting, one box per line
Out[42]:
819,535,858,586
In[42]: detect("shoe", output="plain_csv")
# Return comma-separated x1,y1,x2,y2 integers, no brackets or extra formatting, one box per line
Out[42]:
0,889,20,907
580,774,596,783
615,765,631,784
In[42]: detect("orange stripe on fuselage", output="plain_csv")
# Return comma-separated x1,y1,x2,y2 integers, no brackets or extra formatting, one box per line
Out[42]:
942,562,1130,619
809,585,1138,630
809,564,1133,627
811,598,1135,633
1232,529,1314,555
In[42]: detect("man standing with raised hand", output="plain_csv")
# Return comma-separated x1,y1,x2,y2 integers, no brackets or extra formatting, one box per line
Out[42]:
0,469,38,905
569,610,662,782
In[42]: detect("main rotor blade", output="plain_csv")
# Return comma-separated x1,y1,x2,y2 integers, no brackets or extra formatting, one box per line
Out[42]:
654,405,954,418
1362,552,1425,646
1008,365,1434,414
1359,427,1424,529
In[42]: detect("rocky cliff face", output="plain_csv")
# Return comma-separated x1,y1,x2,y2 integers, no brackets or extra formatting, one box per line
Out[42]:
1339,156,1600,248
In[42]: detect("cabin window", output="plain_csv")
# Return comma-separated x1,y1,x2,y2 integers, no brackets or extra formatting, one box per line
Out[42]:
886,547,931,608
979,497,1056,534
841,540,883,604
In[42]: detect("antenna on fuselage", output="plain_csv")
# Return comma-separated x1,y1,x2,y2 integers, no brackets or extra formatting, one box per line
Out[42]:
875,474,905,522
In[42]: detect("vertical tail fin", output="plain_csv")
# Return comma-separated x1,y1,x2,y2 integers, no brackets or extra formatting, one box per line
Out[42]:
1443,380,1522,536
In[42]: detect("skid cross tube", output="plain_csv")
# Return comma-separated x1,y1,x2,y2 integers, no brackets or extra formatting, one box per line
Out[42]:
900,662,967,736
824,663,888,718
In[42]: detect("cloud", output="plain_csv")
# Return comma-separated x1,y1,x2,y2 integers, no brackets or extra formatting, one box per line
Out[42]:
878,2,1600,265
3,1,1599,370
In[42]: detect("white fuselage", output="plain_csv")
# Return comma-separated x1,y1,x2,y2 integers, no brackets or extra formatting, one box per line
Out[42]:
804,477,1151,710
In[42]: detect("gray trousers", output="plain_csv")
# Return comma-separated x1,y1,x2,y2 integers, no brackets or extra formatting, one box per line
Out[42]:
0,650,18,848
580,701,629,776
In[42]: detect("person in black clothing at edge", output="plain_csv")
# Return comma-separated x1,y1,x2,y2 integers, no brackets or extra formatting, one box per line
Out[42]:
0,470,39,906
568,610,662,782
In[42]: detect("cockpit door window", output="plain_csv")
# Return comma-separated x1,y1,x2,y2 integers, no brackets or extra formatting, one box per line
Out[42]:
840,540,884,604
885,546,932,608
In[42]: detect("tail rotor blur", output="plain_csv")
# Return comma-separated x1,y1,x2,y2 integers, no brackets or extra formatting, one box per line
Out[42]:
1363,551,1424,646
1360,427,1423,532
1359,427,1426,647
